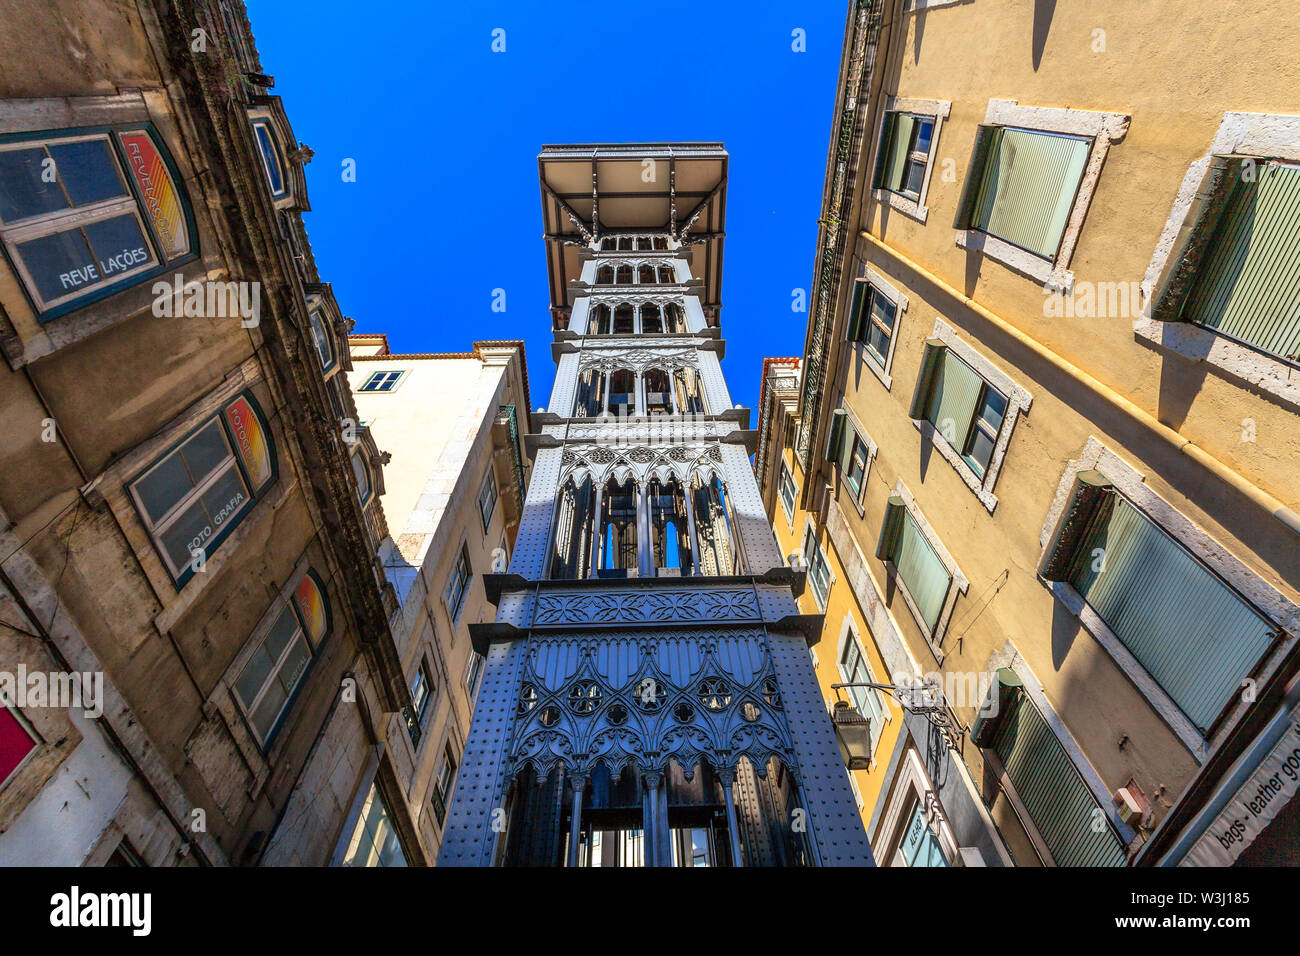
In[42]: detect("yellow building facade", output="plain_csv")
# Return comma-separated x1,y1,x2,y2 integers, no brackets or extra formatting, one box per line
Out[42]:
759,0,1300,867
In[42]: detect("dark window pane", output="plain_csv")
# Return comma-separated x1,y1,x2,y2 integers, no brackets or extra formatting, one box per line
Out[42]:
235,645,273,708
915,120,934,154
275,637,311,695
904,160,926,196
253,123,284,195
977,388,1008,433
159,498,214,571
250,679,287,738
0,147,67,222
15,226,98,303
47,139,127,207
180,420,230,483
83,213,152,282
199,467,248,535
134,452,193,524
966,427,996,474
263,606,301,663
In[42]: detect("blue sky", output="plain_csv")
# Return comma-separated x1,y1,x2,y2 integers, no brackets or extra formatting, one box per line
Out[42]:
246,0,845,413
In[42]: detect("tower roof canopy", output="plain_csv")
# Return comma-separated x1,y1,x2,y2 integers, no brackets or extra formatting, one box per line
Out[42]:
538,143,728,323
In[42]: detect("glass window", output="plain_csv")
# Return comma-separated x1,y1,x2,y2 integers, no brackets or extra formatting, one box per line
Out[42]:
573,368,606,417
839,635,884,752
129,401,273,583
877,112,937,200
308,308,334,372
232,573,329,747
865,289,897,365
405,661,434,746
644,368,672,415
465,651,484,699
0,129,192,318
923,348,1008,479
972,127,1091,260
250,119,287,198
478,468,498,532
445,544,471,622
779,462,797,523
351,451,372,505
359,370,403,392
898,799,949,867
803,528,830,610
340,782,409,867
845,434,868,495
430,745,459,827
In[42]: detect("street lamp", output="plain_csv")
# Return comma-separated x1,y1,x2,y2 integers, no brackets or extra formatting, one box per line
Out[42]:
829,677,965,769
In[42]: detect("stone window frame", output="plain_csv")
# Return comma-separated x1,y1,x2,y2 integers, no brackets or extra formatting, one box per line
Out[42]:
849,260,910,390
955,99,1130,293
800,516,835,613
80,358,293,633
911,318,1032,514
982,642,1138,859
871,96,952,225
1036,437,1300,761
443,538,473,628
834,612,893,766
886,479,970,660
837,404,878,517
217,555,331,756
1136,111,1300,410
0,93,211,370
874,747,959,867
778,457,798,532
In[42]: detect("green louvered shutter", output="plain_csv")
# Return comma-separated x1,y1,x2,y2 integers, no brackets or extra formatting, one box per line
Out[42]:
909,339,947,419
925,349,984,450
885,115,915,192
1069,496,1277,732
838,418,857,475
1182,162,1300,363
846,278,869,341
895,512,950,631
873,112,900,189
974,128,1091,259
876,495,906,561
954,125,1001,230
992,689,1128,867
826,408,846,464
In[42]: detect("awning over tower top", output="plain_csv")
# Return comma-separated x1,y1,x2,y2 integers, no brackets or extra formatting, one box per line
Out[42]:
538,143,728,325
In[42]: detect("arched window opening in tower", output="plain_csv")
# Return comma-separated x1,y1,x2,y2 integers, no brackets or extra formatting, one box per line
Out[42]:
673,367,707,415
608,369,636,417
615,264,634,284
574,368,607,417
613,304,635,334
658,264,675,284
590,303,612,335
664,302,687,334
692,474,741,575
637,236,653,251
638,264,656,284
641,303,663,334
644,368,673,415
549,476,595,580
596,264,615,285
617,236,634,251
649,478,692,576
597,477,639,578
